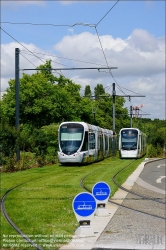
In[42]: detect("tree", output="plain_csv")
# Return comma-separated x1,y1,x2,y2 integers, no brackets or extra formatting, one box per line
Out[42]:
84,85,92,97
1,61,82,128
36,60,59,84
94,84,105,98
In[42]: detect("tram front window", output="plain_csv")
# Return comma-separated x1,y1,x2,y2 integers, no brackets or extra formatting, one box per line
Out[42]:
121,129,138,150
60,123,84,155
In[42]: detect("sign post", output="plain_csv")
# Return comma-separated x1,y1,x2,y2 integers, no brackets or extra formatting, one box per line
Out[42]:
92,181,111,216
72,192,96,237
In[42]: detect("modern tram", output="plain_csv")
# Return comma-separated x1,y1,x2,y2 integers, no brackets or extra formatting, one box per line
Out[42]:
119,128,147,158
58,122,113,164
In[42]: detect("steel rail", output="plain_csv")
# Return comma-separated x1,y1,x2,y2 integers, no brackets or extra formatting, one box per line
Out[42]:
112,159,166,205
80,160,166,220
1,179,43,250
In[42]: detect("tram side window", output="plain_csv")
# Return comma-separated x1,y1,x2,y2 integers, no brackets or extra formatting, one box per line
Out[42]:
98,135,100,149
81,131,88,151
105,136,108,150
89,133,95,149
100,135,103,149
109,138,112,150
138,135,141,150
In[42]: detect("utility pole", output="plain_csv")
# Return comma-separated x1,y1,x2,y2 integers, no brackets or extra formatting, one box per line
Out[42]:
111,85,146,156
15,47,118,162
15,48,20,161
88,85,145,156
130,105,133,127
112,83,116,156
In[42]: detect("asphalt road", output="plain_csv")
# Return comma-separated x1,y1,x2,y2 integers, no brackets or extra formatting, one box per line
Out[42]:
92,158,166,250
139,158,166,191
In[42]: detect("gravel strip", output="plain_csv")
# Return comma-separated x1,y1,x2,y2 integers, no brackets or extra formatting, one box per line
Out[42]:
92,183,166,250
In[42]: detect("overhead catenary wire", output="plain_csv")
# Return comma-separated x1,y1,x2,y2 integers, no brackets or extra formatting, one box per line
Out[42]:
20,52,37,68
0,27,45,63
1,0,119,75
1,1,144,103
0,21,71,27
96,0,120,27
21,52,71,68
1,0,119,28
0,27,65,77
21,50,108,67
1,2,119,80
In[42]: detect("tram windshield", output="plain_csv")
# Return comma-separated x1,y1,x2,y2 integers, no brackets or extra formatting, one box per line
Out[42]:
121,129,138,150
59,123,84,155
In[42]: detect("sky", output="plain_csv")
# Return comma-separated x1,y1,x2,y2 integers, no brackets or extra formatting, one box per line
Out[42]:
1,0,165,121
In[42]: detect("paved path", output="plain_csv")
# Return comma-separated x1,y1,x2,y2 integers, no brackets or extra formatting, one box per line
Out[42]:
92,158,166,250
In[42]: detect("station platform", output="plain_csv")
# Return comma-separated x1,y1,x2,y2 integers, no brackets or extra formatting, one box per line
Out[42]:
60,158,166,250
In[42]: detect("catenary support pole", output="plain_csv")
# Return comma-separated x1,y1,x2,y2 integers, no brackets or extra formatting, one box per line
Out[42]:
15,48,20,161
112,83,116,156
130,106,133,127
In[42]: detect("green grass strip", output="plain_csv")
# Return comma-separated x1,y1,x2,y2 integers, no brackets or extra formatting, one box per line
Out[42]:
1,157,144,250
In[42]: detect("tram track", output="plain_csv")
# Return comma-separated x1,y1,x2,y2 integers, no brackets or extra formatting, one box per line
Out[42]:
1,178,43,250
80,159,166,220
1,166,104,250
1,158,165,250
112,159,165,205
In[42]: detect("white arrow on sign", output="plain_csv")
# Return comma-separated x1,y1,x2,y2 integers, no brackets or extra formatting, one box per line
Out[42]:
156,176,166,183
157,164,166,168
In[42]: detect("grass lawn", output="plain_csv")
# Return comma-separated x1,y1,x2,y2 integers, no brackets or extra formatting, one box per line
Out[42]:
0,157,144,249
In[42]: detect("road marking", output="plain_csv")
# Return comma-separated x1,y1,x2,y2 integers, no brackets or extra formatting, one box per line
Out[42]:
157,164,166,168
156,176,166,183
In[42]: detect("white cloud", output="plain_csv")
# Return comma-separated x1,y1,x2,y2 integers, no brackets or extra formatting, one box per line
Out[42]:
1,42,62,90
1,29,165,120
53,29,165,119
54,29,165,77
60,1,78,5
127,29,158,52
1,78,10,93
67,28,74,35
1,1,46,7
130,77,164,95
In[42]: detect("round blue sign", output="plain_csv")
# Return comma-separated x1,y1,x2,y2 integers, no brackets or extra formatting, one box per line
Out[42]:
92,182,110,201
73,192,96,217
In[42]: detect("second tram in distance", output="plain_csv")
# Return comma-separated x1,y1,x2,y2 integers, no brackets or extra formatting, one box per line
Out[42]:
58,121,113,164
119,128,147,158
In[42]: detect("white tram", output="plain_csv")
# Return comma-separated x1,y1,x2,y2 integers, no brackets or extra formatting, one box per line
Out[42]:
119,128,147,158
58,122,113,164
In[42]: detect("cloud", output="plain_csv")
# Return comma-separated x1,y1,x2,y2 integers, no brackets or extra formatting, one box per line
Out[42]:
1,42,62,90
127,29,158,52
53,29,165,119
54,29,165,77
1,1,46,7
1,29,165,120
67,28,74,35
60,1,78,5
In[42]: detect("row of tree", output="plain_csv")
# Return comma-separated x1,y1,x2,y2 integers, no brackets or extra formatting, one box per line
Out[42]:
0,60,165,171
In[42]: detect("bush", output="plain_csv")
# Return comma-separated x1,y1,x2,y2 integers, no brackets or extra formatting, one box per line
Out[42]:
146,144,165,158
18,151,36,170
0,124,18,157
2,153,16,172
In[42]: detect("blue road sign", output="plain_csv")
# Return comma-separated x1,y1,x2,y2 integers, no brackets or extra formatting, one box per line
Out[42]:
73,192,96,217
92,182,110,201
